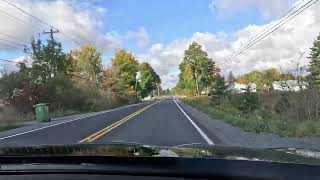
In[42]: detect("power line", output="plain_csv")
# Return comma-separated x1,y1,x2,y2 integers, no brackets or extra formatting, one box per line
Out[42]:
0,58,19,63
224,0,307,62
223,0,315,63
0,32,28,44
0,42,22,49
1,0,51,28
1,0,83,46
0,37,25,47
0,8,37,29
223,0,319,64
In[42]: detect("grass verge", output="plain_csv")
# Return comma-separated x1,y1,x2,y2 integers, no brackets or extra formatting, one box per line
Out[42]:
182,97,320,138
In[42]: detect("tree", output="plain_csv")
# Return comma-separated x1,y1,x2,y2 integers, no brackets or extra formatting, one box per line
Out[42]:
209,64,226,104
71,45,103,86
102,65,115,91
177,42,213,96
138,62,161,98
237,85,259,114
308,33,320,89
28,36,71,84
227,71,236,84
175,63,196,96
111,49,139,94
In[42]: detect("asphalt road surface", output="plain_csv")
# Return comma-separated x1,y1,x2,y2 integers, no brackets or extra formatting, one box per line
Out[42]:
0,99,217,147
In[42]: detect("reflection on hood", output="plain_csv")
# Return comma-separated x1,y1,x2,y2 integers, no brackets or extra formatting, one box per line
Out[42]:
0,143,320,165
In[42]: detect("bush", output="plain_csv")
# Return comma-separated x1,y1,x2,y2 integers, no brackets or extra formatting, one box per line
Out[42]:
183,95,320,137
0,105,34,129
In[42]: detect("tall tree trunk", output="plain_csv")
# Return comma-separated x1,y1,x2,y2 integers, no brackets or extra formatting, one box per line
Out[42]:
195,71,199,96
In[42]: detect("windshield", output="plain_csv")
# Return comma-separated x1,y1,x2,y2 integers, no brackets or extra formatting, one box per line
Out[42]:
0,0,320,161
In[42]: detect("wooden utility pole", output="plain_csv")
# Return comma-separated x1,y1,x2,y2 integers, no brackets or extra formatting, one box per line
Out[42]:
42,28,60,40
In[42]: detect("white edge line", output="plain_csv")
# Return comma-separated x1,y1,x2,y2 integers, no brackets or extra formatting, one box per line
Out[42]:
0,102,144,141
173,98,214,145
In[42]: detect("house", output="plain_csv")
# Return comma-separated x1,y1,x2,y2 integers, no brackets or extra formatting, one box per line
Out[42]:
227,82,257,93
272,80,308,92
143,95,152,101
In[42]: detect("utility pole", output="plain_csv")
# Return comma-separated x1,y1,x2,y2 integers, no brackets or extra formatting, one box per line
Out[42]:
42,28,60,40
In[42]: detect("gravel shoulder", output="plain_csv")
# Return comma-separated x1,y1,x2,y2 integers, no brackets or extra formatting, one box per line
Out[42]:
178,100,320,150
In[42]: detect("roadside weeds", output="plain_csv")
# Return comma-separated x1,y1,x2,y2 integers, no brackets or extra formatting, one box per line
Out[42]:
182,97,320,138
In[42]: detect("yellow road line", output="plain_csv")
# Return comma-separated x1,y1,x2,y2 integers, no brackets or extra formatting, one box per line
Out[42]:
79,100,161,143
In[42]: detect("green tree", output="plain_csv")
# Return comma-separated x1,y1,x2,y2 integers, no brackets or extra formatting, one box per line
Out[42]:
308,33,320,89
72,45,103,86
237,85,259,114
178,42,213,96
111,49,139,94
138,62,161,98
176,63,196,96
29,36,71,84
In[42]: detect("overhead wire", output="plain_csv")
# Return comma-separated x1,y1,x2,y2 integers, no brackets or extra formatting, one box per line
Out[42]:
0,42,22,50
0,8,38,29
0,37,25,47
223,0,307,62
0,32,28,44
222,0,319,64
0,0,84,46
0,58,20,63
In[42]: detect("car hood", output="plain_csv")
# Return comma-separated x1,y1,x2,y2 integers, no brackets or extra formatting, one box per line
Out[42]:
0,143,320,165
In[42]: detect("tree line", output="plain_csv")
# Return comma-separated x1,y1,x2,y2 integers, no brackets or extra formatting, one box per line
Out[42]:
174,32,320,96
175,33,320,123
0,35,161,115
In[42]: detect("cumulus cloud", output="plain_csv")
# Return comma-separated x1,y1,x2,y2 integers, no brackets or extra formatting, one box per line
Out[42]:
0,0,120,52
0,0,109,51
209,0,297,19
138,32,225,89
141,1,320,89
1,56,32,74
0,0,151,74
127,27,150,48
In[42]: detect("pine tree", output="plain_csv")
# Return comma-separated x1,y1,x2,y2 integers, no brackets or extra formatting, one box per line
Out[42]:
308,33,320,89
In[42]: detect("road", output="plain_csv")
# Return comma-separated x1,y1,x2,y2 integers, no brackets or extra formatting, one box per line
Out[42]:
0,99,217,147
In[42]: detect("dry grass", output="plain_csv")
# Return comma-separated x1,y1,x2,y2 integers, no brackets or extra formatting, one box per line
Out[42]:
0,105,34,131
183,96,320,137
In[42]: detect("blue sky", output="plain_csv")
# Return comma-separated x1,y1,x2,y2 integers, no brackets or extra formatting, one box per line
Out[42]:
0,0,272,66
1,0,319,89
102,0,269,52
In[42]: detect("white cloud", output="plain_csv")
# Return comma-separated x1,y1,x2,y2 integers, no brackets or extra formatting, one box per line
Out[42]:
209,0,297,19
1,56,31,74
141,1,320,89
127,27,150,48
138,32,224,89
0,0,120,52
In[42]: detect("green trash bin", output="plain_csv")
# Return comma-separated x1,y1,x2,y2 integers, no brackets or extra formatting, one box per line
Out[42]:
33,103,50,122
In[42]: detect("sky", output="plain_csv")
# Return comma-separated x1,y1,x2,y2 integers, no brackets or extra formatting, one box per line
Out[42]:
0,0,320,89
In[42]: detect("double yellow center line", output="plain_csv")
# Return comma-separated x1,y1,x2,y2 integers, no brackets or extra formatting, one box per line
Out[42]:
79,100,161,143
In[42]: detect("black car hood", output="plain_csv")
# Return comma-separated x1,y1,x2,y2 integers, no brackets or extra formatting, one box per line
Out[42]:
0,143,319,165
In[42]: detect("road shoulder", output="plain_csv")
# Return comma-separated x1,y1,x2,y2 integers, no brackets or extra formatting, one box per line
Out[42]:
178,100,320,150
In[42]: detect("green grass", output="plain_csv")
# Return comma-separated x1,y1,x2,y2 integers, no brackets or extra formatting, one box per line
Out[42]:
183,97,320,138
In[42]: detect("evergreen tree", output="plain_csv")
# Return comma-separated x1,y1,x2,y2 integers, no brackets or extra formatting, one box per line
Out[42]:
308,33,320,89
